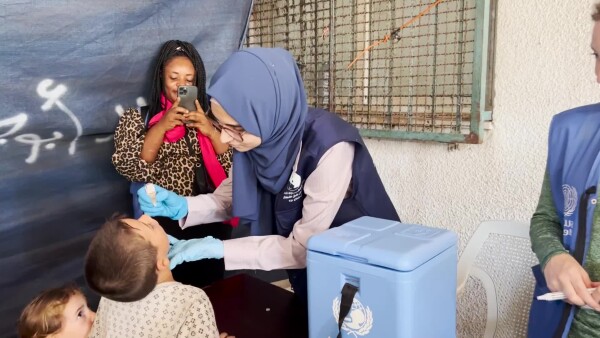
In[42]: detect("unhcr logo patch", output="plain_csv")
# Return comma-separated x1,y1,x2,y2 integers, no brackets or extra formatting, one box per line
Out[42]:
562,184,577,217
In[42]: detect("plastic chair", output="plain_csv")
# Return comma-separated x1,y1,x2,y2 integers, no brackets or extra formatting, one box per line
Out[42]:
456,221,538,338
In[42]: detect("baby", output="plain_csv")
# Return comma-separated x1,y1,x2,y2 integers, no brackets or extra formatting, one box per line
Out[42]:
18,284,95,338
85,214,231,337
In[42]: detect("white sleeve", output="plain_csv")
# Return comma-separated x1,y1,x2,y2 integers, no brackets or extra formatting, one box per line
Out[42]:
223,142,354,270
179,169,233,229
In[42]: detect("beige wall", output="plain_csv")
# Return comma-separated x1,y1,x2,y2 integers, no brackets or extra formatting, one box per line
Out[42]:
368,0,599,254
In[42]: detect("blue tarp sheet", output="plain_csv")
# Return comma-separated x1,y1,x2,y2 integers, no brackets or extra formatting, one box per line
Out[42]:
0,1,252,335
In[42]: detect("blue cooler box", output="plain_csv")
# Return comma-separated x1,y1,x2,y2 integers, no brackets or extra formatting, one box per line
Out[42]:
307,216,457,338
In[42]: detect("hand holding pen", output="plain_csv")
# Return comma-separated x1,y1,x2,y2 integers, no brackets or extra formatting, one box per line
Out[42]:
542,253,600,311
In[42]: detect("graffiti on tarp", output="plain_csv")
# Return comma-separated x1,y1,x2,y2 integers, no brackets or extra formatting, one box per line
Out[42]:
0,78,145,164
95,97,147,144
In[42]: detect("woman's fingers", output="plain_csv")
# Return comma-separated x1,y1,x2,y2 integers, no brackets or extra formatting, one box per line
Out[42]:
172,96,181,107
562,282,584,306
574,281,596,309
184,112,208,124
559,275,600,310
575,274,600,311
168,106,188,116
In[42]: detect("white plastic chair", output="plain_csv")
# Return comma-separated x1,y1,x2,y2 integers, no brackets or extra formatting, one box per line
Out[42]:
456,221,538,338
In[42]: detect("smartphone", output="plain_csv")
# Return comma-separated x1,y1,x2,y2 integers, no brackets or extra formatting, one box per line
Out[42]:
177,85,198,111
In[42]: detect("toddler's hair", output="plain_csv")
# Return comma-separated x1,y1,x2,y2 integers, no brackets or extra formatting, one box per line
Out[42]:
18,284,82,338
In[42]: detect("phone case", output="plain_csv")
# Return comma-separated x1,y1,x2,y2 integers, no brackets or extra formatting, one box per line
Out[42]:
178,85,198,111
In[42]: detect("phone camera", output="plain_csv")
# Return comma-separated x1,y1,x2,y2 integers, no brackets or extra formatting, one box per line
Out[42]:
179,88,187,95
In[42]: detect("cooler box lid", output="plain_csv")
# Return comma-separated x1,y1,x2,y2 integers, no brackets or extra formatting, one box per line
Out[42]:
307,216,457,272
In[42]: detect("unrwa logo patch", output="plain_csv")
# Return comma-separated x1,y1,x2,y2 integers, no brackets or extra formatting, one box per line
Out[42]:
332,296,373,336
283,172,303,202
562,184,577,217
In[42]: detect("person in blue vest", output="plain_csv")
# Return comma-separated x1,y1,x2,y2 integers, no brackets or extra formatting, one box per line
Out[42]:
136,47,400,302
529,4,600,337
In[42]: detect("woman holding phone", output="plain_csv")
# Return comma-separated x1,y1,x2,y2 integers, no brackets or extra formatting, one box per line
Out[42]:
112,40,233,288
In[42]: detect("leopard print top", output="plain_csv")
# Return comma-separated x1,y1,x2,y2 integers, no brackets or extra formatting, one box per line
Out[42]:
112,107,232,197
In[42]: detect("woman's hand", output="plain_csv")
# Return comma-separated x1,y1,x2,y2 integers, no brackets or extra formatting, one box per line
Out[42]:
155,97,187,132
137,185,188,220
183,100,217,137
167,236,224,270
184,100,229,154
590,283,600,310
544,253,600,311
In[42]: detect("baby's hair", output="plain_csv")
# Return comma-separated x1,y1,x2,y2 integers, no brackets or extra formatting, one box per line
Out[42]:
85,214,157,302
18,284,82,338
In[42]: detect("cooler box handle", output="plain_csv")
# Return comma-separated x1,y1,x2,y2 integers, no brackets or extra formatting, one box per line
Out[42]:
337,283,359,338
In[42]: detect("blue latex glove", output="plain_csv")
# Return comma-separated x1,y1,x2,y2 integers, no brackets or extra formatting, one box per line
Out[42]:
137,185,188,220
167,235,179,248
168,236,224,270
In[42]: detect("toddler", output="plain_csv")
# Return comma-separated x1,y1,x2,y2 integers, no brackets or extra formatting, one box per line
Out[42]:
18,284,95,338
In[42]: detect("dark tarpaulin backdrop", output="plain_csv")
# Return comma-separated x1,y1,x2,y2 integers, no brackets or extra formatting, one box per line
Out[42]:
0,1,252,336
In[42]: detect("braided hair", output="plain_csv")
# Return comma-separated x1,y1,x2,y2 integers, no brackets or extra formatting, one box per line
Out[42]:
147,40,209,119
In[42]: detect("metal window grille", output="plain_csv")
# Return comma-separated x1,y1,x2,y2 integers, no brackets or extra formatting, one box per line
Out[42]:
245,0,495,143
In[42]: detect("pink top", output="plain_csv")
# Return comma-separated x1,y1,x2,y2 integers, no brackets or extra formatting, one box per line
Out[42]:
181,141,355,270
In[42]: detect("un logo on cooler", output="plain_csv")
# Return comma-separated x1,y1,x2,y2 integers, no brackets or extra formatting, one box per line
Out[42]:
332,296,373,336
562,184,577,217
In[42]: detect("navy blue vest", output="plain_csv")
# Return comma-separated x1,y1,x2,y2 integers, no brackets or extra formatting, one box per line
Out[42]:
273,108,400,237
529,103,600,338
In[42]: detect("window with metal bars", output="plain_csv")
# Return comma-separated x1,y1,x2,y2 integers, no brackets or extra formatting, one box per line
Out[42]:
244,0,496,143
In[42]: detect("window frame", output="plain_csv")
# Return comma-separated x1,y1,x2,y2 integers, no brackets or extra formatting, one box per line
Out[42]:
245,0,496,144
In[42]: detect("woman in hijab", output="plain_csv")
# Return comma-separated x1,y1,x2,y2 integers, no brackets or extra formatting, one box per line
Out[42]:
138,47,399,302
